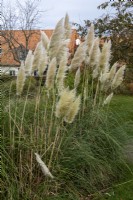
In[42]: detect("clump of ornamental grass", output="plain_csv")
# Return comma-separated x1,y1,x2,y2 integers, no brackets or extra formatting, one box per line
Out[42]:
2,14,132,200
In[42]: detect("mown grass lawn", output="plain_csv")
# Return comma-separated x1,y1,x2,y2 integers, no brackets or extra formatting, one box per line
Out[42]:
98,95,133,200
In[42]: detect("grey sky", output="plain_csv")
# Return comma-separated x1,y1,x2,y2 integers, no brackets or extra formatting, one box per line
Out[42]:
3,0,108,29
40,0,106,28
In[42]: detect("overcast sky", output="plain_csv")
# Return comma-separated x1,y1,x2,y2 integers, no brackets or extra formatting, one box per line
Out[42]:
41,0,106,28
3,0,108,29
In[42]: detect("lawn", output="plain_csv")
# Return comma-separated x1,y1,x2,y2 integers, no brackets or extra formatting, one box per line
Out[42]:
97,95,133,200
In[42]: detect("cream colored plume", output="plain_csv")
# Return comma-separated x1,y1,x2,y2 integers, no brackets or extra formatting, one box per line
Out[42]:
86,24,95,54
46,57,57,89
99,40,111,72
70,42,86,71
88,37,100,67
100,72,109,85
74,68,81,88
64,95,81,123
92,65,100,79
38,47,48,77
56,55,67,91
25,50,34,74
55,88,76,118
48,18,64,60
41,31,50,49
16,61,26,95
56,39,70,65
103,93,113,105
64,13,71,39
111,65,126,90
35,153,54,179
108,62,118,81
32,41,42,72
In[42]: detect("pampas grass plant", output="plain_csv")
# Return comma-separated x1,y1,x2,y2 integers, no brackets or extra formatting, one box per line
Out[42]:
2,15,131,200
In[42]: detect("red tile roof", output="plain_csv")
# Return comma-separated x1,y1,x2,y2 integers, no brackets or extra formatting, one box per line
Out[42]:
1,29,78,66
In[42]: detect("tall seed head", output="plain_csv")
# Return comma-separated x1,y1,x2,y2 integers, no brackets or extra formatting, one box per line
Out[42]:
41,30,50,49
74,68,81,88
64,13,71,39
86,24,95,52
38,47,48,77
56,55,68,92
46,57,57,89
111,65,126,90
32,41,42,72
55,88,76,118
99,40,111,72
103,93,114,105
16,61,26,95
48,18,64,60
25,50,34,75
64,95,81,123
108,62,118,81
88,37,100,67
70,42,87,72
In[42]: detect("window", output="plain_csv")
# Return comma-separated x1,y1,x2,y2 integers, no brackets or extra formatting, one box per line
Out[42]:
10,70,15,76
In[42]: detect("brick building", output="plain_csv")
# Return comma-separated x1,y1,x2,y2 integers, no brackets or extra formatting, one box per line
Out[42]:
0,29,78,67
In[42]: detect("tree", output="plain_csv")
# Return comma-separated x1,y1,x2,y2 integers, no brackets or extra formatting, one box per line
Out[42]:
74,1,133,89
74,1,133,66
1,0,43,63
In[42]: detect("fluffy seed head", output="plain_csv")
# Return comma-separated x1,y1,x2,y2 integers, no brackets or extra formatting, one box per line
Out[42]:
38,47,48,77
32,41,42,72
16,62,26,95
25,50,34,75
46,57,57,89
99,40,111,72
64,13,71,39
64,95,81,123
70,42,87,72
35,153,54,179
86,24,95,53
55,88,76,118
108,62,118,81
56,55,68,92
88,37,100,67
103,93,114,105
41,30,50,49
48,18,64,60
111,65,126,90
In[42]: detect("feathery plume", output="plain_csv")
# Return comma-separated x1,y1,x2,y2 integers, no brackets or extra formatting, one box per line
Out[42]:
64,95,81,123
70,42,86,71
55,88,76,118
88,37,100,67
32,41,42,72
100,72,109,85
56,55,68,92
64,13,71,39
56,39,70,65
99,40,111,72
25,50,34,75
16,62,26,95
48,18,64,60
103,93,113,105
111,65,126,90
86,24,95,52
35,153,54,179
46,58,57,89
108,62,118,81
92,65,100,79
74,68,81,88
41,30,50,49
38,48,48,77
